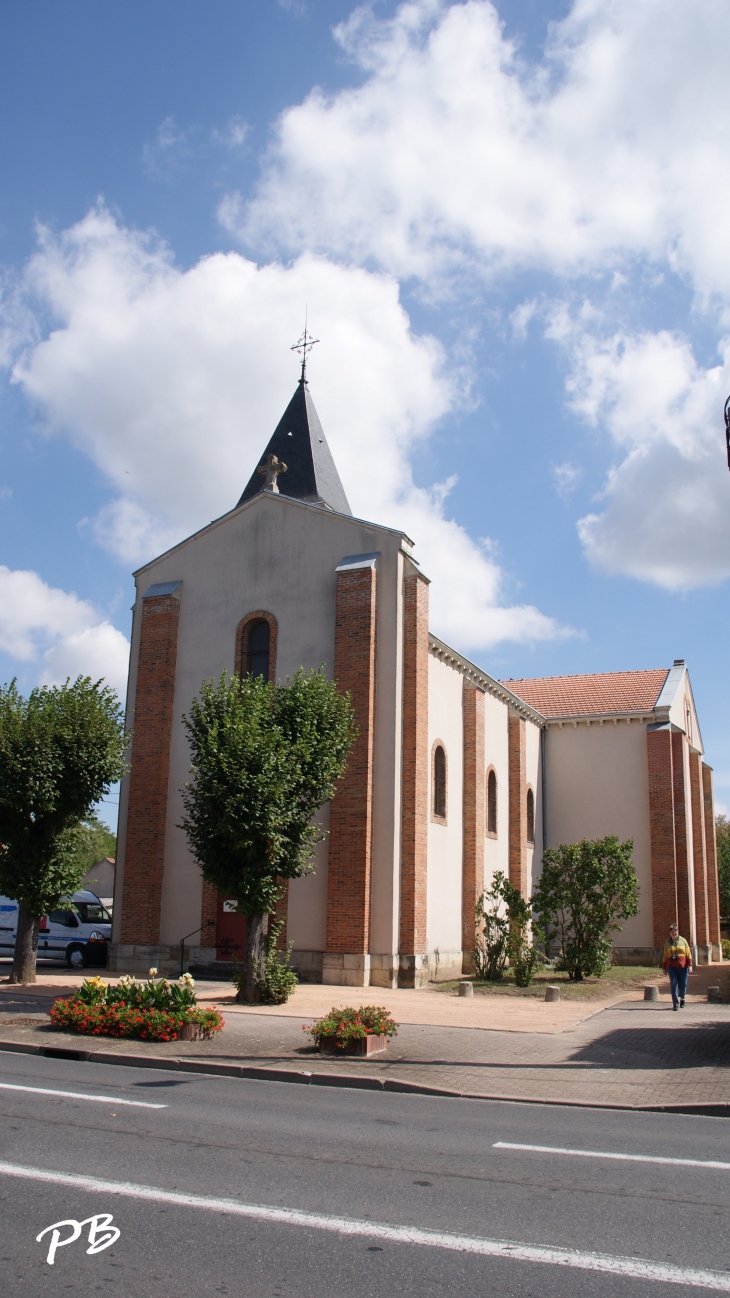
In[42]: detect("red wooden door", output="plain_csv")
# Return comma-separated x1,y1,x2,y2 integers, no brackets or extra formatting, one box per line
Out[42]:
216,896,247,963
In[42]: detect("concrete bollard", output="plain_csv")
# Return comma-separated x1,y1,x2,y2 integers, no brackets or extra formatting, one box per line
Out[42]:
458,980,474,997
644,985,659,1002
708,986,723,1004
545,985,560,1002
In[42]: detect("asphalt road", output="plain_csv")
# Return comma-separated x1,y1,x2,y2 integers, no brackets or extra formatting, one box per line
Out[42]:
0,1047,729,1297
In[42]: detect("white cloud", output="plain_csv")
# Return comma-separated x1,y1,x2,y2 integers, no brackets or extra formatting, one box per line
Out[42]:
0,565,129,697
552,461,582,499
4,205,566,651
557,323,730,588
234,0,730,300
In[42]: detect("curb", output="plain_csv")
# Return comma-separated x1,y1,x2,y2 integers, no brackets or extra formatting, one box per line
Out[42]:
0,1037,728,1117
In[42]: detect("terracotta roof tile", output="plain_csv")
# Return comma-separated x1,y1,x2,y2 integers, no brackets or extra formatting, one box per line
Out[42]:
502,669,669,718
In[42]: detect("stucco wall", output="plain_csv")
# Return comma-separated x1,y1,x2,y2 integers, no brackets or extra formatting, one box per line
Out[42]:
426,653,464,972
483,691,510,889
118,491,408,953
544,720,653,950
525,714,543,892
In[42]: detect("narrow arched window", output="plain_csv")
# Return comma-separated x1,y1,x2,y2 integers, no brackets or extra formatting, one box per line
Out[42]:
433,744,447,821
487,768,497,836
246,619,270,680
526,787,535,845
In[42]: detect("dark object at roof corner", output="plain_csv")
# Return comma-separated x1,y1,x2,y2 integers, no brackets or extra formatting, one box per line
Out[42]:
237,380,352,515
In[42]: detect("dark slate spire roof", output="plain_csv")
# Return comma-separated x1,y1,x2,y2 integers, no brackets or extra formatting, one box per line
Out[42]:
237,380,352,515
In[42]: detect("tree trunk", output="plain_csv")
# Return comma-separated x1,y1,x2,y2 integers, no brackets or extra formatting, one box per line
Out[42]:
10,906,40,984
238,912,268,1004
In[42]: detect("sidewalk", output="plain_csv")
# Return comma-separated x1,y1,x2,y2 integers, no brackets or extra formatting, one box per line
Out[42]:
1,968,728,1113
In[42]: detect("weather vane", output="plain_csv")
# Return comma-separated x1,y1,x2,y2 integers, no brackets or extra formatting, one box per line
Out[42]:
725,394,730,472
291,312,320,383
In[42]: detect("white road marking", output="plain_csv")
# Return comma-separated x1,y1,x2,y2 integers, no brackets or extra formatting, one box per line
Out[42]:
0,1082,166,1109
0,1160,728,1291
494,1141,730,1172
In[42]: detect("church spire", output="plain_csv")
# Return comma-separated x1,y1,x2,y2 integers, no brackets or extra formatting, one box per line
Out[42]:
237,332,352,515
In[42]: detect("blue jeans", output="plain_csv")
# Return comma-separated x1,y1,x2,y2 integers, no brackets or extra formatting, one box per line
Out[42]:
668,965,689,1006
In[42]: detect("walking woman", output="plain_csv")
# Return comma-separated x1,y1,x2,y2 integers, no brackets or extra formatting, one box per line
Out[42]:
662,923,693,1010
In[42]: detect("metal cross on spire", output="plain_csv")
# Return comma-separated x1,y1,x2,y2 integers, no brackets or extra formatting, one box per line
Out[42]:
291,314,320,383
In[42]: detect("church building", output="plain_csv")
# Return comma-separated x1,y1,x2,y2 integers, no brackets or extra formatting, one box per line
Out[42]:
110,369,722,983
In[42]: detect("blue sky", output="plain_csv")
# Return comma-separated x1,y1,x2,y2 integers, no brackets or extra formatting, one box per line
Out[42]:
2,0,730,830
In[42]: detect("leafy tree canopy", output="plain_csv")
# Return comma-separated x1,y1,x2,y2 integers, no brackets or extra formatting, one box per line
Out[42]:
532,836,638,981
65,811,116,882
0,678,126,915
180,669,357,917
716,815,730,919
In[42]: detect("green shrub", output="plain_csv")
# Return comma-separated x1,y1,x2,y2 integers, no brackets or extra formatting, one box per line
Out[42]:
721,938,730,961
304,1006,398,1046
532,836,638,982
231,920,298,1005
474,871,539,985
48,995,223,1041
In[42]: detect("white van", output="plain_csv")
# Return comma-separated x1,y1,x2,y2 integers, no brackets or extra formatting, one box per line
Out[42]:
0,890,112,969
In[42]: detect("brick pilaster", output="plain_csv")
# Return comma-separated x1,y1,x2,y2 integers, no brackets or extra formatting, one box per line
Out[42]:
647,725,678,948
671,729,692,941
326,565,377,955
462,686,485,964
200,879,218,948
689,751,709,950
508,712,527,896
399,570,429,973
121,592,181,945
702,763,721,951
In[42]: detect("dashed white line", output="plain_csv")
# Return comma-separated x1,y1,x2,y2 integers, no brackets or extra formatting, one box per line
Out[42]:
494,1141,730,1172
0,1160,727,1290
0,1082,166,1109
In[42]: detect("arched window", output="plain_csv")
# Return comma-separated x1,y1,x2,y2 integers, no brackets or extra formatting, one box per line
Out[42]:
487,768,497,837
246,619,270,680
235,611,277,683
526,787,535,845
433,743,447,821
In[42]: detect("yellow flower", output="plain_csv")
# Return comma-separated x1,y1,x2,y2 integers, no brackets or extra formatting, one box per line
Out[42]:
148,967,158,978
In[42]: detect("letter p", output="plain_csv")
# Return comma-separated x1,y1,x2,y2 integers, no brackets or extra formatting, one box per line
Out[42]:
36,1218,82,1265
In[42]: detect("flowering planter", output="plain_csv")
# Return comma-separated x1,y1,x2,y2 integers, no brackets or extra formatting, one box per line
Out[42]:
319,1033,389,1057
177,1022,201,1041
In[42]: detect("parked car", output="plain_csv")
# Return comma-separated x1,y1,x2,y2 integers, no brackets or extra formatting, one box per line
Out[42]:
0,890,112,969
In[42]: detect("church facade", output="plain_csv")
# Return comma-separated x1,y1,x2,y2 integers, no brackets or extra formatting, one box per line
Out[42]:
110,377,722,983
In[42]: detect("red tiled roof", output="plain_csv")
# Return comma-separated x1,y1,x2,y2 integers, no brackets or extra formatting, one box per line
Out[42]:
502,669,669,718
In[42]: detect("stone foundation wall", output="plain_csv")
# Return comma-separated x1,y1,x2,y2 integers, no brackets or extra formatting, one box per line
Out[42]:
109,942,217,977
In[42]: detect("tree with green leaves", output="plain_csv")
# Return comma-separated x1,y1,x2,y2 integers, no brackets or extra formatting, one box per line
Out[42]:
67,812,117,880
180,669,357,1004
474,870,539,987
532,836,639,981
0,678,126,983
716,815,730,919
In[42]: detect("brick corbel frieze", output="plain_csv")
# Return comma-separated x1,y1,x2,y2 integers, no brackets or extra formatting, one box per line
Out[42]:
399,569,429,977
646,725,678,948
326,564,378,955
689,750,709,949
462,686,485,966
702,763,721,950
507,711,527,896
120,591,181,946
671,729,693,942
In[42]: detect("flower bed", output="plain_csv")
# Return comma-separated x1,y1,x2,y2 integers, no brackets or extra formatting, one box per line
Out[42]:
47,972,224,1042
304,1005,398,1053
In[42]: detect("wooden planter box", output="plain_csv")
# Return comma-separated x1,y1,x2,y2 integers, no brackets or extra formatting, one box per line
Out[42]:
177,1022,201,1041
319,1033,389,1057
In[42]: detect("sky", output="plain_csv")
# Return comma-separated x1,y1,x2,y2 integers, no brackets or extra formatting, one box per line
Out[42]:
1,0,730,831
